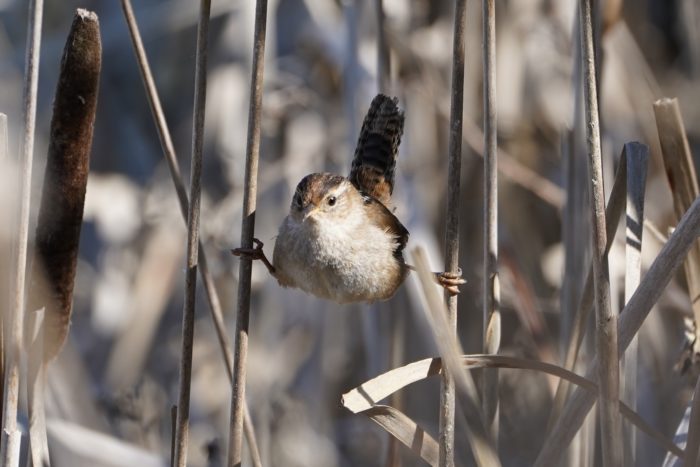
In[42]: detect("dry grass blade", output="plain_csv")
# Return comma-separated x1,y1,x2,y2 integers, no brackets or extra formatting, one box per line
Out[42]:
683,377,700,466
1,0,43,465
119,2,261,463
25,10,101,466
441,0,467,464
228,0,268,465
536,197,700,466
482,0,500,442
412,247,500,467
622,142,649,465
173,0,210,465
579,0,621,463
342,354,683,458
363,405,439,467
653,98,700,365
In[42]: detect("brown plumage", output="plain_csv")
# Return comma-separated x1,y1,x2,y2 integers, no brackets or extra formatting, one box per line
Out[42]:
348,94,404,206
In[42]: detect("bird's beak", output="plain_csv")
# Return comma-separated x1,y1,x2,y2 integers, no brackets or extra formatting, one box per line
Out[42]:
302,204,318,221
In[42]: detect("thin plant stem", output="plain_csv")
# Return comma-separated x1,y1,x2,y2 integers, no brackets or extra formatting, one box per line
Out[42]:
547,145,629,432
0,112,7,425
622,142,648,465
119,2,261,464
375,0,390,94
227,0,268,465
172,0,210,465
481,0,500,444
535,196,700,466
413,248,500,467
579,0,622,464
441,0,467,465
1,1,43,465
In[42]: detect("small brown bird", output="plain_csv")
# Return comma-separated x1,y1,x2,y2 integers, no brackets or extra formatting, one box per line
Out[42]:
233,94,463,303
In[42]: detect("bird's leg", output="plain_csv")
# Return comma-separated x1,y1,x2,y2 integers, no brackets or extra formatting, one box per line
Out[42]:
231,238,276,276
405,265,466,295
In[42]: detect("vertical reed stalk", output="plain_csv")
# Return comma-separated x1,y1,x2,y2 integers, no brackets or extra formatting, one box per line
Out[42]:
375,0,390,94
548,146,628,433
441,0,467,465
0,112,7,425
578,0,622,464
535,197,700,466
228,1,268,465
481,0,500,443
622,142,648,465
172,1,210,465
119,2,261,463
1,1,43,465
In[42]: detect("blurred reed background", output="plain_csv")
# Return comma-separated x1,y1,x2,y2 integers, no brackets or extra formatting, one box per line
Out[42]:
1,0,700,466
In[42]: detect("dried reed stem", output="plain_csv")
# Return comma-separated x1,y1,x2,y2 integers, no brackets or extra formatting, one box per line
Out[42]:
684,377,700,467
481,0,500,443
119,2,261,464
622,142,648,465
0,112,7,423
172,1,210,465
549,145,629,429
579,0,622,464
1,1,43,465
441,0,467,465
653,98,700,358
375,0,390,94
412,247,500,467
535,196,700,466
228,0,268,465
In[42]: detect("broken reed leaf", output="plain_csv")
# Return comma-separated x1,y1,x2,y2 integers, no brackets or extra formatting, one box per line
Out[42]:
682,377,700,466
28,8,101,362
363,405,439,467
653,97,700,371
342,354,683,458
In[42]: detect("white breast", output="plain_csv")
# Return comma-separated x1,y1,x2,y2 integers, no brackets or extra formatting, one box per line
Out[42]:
272,210,403,303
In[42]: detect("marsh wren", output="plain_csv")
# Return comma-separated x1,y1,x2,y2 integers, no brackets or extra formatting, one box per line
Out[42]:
233,94,464,303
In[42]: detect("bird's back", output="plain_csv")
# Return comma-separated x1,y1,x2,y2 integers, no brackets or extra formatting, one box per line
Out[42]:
348,94,404,206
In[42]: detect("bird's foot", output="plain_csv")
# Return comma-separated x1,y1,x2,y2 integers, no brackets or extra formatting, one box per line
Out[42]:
435,268,466,295
231,238,276,275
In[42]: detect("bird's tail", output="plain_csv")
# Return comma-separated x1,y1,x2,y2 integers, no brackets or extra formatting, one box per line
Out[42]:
348,94,404,205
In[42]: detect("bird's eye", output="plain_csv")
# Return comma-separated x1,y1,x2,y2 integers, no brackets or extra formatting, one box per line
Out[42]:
327,196,337,206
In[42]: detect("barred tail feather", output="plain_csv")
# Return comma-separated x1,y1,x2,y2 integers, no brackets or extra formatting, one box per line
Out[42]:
349,94,404,205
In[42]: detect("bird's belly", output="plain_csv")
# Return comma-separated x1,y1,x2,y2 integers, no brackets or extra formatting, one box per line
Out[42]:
273,219,406,303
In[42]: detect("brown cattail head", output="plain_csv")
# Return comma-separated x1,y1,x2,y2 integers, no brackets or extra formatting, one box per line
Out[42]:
28,9,101,361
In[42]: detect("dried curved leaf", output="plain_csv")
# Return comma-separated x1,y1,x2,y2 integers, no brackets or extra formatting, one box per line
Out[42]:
342,354,683,458
362,405,439,467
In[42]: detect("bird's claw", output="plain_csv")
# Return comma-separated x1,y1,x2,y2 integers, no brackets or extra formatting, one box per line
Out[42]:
231,238,276,275
436,268,466,295
231,238,265,260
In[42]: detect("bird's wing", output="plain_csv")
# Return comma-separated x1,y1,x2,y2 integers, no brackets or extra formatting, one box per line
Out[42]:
362,194,409,258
